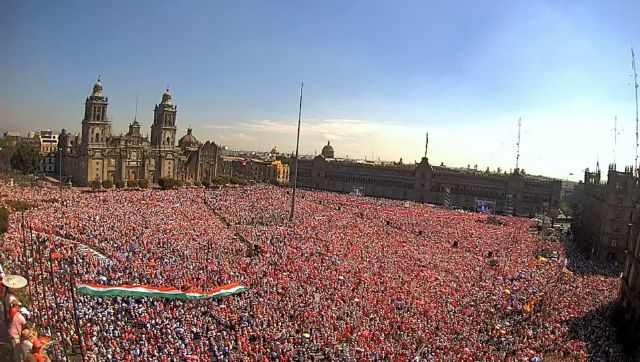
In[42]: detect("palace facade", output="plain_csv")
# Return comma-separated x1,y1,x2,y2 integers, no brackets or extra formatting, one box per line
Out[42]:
58,79,222,185
291,142,562,218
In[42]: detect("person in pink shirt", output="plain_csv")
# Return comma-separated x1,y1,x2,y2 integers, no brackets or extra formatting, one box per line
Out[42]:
9,307,28,361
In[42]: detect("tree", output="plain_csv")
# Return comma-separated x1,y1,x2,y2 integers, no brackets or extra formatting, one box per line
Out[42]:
127,180,137,188
158,177,178,190
102,179,113,189
10,143,40,174
115,180,124,189
0,207,9,236
0,140,16,173
559,201,572,217
212,176,230,185
230,176,247,185
88,180,101,189
201,180,211,188
137,179,149,189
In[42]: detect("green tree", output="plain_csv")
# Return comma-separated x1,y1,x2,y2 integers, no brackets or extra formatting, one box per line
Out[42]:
201,180,211,188
0,141,16,173
115,180,124,189
102,179,114,189
10,143,40,174
559,201,572,217
158,177,178,190
137,179,149,189
88,180,101,189
212,176,231,185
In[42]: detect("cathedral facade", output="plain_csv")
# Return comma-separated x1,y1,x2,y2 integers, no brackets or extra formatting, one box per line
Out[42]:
58,79,222,185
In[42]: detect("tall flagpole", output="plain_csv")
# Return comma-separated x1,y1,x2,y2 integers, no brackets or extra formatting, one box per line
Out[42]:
424,132,428,159
290,81,304,223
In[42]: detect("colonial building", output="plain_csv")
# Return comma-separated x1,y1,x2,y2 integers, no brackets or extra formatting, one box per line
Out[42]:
58,79,222,185
38,130,58,173
221,155,290,185
571,164,639,264
292,142,561,217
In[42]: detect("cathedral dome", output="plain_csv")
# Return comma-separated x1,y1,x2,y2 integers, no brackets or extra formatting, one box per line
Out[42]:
161,89,173,105
92,78,104,96
321,141,334,158
178,127,199,149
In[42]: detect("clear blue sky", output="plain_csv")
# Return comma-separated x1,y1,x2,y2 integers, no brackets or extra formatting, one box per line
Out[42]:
2,0,640,179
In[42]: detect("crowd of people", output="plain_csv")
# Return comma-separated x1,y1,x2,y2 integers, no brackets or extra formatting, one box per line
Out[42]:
0,182,629,361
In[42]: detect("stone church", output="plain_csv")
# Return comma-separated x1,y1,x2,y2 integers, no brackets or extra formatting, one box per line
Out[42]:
58,79,222,185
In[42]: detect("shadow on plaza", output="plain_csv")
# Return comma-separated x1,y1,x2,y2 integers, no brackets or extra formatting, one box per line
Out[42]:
560,236,621,277
565,300,639,362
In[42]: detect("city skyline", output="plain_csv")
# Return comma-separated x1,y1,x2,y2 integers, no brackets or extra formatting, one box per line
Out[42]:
3,1,640,180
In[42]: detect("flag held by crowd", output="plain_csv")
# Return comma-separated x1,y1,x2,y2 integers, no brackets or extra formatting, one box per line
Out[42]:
76,282,247,300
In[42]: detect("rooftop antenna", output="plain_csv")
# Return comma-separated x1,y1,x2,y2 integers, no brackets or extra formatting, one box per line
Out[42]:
424,132,429,159
516,118,521,171
632,47,639,175
134,92,139,123
611,115,623,167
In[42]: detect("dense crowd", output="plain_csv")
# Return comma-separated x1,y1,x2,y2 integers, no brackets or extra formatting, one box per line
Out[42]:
0,182,628,361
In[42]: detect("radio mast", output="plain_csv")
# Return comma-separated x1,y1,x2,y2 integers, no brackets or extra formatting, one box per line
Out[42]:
516,118,521,171
632,48,639,175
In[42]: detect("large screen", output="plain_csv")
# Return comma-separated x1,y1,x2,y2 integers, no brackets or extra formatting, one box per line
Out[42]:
475,199,496,214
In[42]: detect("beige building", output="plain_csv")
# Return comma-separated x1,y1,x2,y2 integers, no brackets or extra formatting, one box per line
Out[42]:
58,79,222,185
572,164,639,264
291,142,561,217
221,156,290,185
38,130,58,173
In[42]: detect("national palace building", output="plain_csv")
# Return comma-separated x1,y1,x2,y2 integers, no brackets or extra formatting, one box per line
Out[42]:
58,79,222,185
292,141,562,218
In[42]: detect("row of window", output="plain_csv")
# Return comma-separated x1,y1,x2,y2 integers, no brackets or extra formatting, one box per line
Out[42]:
92,106,105,122
325,172,414,188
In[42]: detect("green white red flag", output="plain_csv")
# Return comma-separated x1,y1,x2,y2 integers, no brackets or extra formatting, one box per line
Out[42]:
76,282,246,300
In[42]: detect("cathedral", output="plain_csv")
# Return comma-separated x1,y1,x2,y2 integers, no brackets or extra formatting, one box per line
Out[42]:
58,79,222,185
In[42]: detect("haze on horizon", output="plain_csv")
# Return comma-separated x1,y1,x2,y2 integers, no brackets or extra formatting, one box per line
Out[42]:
2,0,640,181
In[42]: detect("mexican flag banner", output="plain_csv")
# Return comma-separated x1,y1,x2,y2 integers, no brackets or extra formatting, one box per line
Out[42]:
76,282,246,300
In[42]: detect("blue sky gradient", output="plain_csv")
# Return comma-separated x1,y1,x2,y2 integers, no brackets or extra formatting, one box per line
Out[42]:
2,1,640,179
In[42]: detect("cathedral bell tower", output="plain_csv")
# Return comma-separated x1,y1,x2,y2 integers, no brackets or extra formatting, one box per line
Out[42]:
81,78,111,150
151,89,178,149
